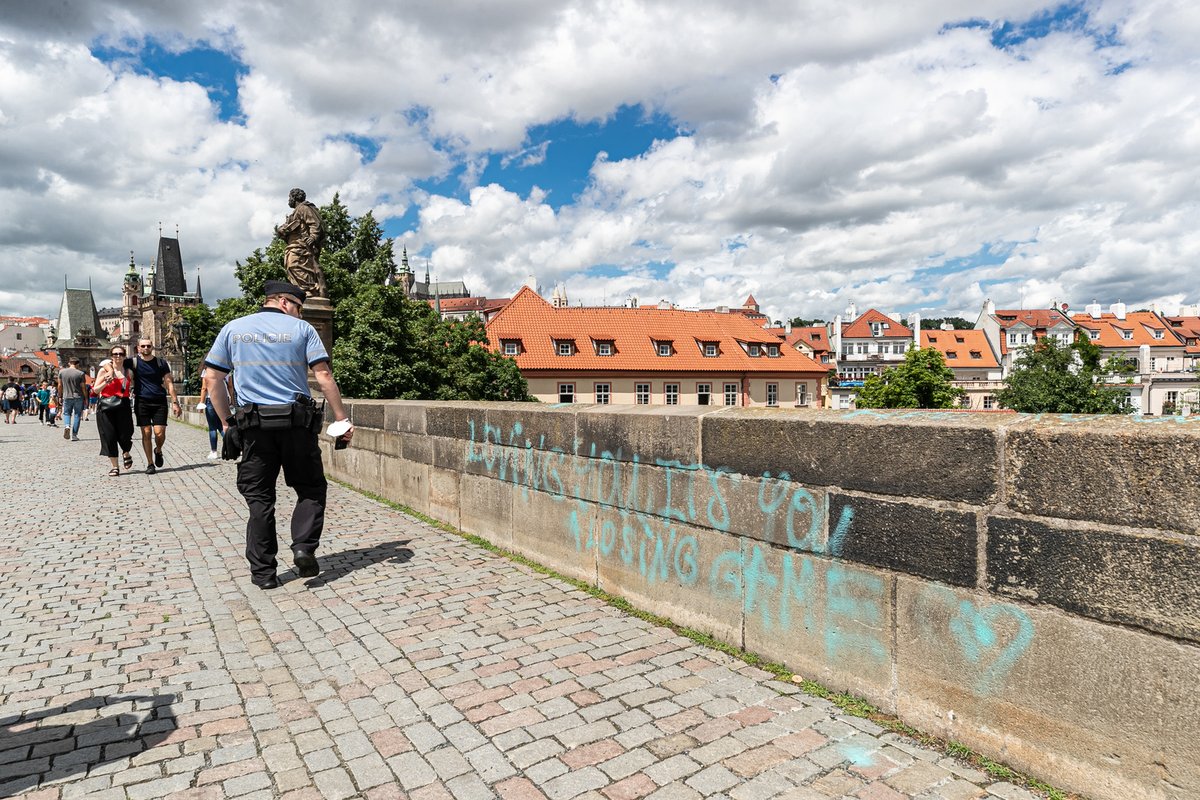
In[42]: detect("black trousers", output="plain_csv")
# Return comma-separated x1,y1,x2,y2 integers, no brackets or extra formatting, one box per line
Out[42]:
236,426,328,582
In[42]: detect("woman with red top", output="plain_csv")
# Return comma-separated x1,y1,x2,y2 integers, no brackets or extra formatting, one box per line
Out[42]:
93,349,135,476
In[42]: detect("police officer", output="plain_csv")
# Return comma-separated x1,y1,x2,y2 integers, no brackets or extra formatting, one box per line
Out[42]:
203,279,354,589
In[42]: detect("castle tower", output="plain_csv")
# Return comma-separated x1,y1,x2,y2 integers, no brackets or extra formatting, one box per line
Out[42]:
120,252,143,347
551,282,568,309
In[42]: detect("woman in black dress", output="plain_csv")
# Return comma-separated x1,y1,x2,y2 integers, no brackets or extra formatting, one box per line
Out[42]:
93,348,135,476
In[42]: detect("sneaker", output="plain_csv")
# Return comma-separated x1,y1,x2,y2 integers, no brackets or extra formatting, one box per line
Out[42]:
207,450,220,460
72,435,80,442
63,428,70,440
146,464,156,475
154,448,164,467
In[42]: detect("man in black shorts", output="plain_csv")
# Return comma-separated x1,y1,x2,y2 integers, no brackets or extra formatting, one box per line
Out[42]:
128,338,182,474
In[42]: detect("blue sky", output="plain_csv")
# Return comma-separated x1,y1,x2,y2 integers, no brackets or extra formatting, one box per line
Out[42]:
2,1,1198,323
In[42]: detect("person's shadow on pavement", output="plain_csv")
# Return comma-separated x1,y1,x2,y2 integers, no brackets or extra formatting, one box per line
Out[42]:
0,694,177,798
300,539,414,588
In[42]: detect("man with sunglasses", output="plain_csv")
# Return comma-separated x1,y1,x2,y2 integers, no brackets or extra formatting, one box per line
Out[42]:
126,338,182,474
203,279,353,590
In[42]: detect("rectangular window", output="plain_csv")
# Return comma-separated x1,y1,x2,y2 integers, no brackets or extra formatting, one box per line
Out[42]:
558,383,574,403
635,383,650,405
795,383,807,406
597,342,613,356
1089,330,1099,340
1008,333,1018,344
595,383,610,404
1150,357,1157,372
557,341,573,356
724,383,738,406
665,383,679,405
657,342,672,356
983,396,995,410
1020,333,1029,343
767,345,779,357
503,341,519,356
893,343,905,354
704,343,718,357
15,333,21,340
857,343,868,354
766,383,778,406
748,344,760,357
696,383,711,405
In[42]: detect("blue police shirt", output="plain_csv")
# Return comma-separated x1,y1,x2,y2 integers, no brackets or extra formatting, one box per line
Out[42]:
203,308,328,406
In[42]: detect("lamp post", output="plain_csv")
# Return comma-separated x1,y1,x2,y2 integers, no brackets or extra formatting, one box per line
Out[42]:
174,320,192,394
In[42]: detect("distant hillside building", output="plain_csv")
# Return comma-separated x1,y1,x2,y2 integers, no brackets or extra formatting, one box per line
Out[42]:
487,286,828,406
387,247,470,300
0,315,51,358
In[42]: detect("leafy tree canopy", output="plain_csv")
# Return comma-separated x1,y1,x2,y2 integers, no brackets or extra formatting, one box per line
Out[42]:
190,194,533,402
994,335,1131,414
920,316,973,330
789,317,826,328
855,347,966,409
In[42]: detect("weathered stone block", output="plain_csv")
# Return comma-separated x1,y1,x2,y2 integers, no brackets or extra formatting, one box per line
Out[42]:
334,446,382,497
385,401,428,434
743,546,894,700
593,514,741,642
430,436,466,472
894,576,1200,800
1006,420,1200,534
485,404,578,454
428,467,460,529
578,406,709,466
701,410,1000,503
828,494,977,586
380,452,428,514
349,400,387,430
401,433,432,465
511,489,596,584
460,473,514,549
425,403,486,441
987,515,1200,642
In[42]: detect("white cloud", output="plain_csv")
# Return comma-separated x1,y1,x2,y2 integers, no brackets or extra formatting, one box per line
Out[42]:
0,0,1198,326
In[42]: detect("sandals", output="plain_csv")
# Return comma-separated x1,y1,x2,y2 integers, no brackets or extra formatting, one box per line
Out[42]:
122,452,133,469
108,467,120,477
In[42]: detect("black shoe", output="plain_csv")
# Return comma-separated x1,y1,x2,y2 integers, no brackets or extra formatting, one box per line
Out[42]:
146,464,156,475
154,448,164,467
253,576,280,590
293,550,319,578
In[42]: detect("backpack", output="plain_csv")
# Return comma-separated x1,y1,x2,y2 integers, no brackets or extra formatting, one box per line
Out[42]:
3,386,16,401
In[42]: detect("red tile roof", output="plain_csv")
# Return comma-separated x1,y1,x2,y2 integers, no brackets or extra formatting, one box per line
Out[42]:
1165,316,1200,354
920,329,999,369
788,326,831,354
487,287,827,375
1070,310,1184,348
992,309,1072,329
841,308,912,339
428,296,510,313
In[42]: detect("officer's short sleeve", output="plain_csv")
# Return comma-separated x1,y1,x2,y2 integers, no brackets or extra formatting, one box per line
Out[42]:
205,325,234,373
305,323,330,367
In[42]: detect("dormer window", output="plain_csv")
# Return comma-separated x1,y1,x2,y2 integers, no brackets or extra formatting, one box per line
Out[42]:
929,336,938,343
955,336,965,344
596,341,614,356
969,350,982,359
1119,329,1133,340
748,344,760,357
812,333,821,340
556,340,575,356
947,350,958,359
502,340,521,356
1151,329,1165,340
767,345,779,357
703,342,718,357
1089,330,1099,340
656,341,673,357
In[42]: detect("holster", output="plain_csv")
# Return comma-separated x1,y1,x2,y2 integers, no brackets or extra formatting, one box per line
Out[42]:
232,395,323,434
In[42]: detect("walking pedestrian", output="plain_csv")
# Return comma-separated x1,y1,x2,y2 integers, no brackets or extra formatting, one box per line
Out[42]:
127,338,182,474
203,279,354,589
34,382,50,425
1,378,20,424
196,366,233,460
94,352,135,477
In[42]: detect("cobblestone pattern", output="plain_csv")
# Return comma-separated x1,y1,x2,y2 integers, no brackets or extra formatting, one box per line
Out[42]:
0,415,1041,799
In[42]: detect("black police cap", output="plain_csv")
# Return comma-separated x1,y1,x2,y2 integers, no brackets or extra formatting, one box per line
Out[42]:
264,279,306,303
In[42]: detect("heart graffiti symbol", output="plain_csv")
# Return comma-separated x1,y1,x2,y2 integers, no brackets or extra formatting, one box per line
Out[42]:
947,598,1035,695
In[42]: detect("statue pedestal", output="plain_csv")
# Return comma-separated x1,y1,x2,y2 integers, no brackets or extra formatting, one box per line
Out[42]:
302,298,334,393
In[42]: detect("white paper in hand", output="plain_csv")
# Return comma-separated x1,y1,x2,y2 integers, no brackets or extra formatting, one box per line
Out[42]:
326,419,351,438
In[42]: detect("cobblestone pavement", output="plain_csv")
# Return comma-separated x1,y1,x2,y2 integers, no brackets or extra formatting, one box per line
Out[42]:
0,415,1043,800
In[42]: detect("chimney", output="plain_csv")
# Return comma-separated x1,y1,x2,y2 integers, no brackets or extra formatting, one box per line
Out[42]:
984,298,995,316
1110,301,1126,320
1086,301,1102,319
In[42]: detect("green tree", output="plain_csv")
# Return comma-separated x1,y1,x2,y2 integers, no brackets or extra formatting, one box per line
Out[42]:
995,335,1132,414
856,347,966,409
789,317,826,328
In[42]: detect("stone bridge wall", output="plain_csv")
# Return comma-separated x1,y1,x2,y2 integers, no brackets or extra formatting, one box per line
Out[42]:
314,401,1200,800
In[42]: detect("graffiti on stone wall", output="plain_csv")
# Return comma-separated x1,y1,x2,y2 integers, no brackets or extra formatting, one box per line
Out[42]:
463,417,1034,693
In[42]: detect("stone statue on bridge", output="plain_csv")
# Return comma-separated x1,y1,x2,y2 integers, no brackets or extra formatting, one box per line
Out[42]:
275,188,327,300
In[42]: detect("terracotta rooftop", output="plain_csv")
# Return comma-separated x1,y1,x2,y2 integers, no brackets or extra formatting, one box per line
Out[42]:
992,309,1072,329
788,326,831,353
841,308,912,339
920,329,999,369
487,287,826,375
1070,310,1185,349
